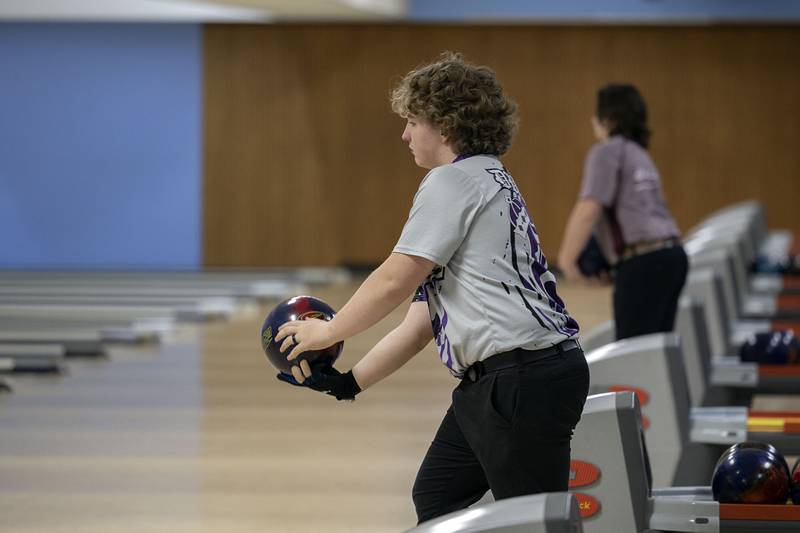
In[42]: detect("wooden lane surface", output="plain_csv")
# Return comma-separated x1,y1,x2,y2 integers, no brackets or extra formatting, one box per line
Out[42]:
0,279,797,532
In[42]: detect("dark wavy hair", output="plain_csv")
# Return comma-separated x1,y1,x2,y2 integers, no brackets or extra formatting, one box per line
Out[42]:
597,84,651,149
390,52,518,156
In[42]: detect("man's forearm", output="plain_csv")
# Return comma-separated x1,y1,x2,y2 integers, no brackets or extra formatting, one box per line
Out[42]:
327,254,431,343
353,320,431,390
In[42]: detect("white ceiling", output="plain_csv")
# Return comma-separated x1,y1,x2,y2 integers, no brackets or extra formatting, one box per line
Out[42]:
0,0,406,22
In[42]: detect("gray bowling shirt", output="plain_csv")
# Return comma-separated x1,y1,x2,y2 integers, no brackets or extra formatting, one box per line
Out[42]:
394,155,579,377
579,135,680,255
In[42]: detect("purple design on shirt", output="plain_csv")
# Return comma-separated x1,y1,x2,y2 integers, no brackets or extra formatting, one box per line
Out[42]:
419,266,458,372
486,167,579,335
412,284,428,303
432,311,454,369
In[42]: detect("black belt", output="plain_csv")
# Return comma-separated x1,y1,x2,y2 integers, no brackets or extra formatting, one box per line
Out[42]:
464,339,580,382
620,237,681,261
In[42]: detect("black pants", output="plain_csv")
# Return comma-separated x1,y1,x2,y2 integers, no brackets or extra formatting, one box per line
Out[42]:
613,245,689,340
411,343,590,524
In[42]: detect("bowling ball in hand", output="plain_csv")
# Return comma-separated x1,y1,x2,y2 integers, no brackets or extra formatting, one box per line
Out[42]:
577,236,610,278
712,445,790,504
260,295,343,374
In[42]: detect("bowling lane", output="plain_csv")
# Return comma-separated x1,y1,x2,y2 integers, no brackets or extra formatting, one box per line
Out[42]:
0,279,475,532
6,278,795,532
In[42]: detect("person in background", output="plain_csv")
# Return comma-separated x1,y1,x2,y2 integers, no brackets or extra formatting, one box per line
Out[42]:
558,83,688,340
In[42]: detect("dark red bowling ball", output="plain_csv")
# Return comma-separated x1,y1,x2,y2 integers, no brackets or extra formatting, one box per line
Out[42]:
260,295,343,374
711,446,790,504
791,458,800,505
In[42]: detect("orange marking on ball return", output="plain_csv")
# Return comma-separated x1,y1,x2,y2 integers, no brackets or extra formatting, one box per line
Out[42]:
777,294,800,309
568,460,601,488
720,503,800,521
749,410,800,417
641,415,650,430
746,417,784,433
606,385,650,405
746,416,786,425
757,365,800,377
790,233,800,255
747,415,800,434
770,320,800,332
574,493,601,519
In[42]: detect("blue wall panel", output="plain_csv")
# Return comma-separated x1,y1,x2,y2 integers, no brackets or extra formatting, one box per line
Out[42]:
0,23,201,270
408,0,800,22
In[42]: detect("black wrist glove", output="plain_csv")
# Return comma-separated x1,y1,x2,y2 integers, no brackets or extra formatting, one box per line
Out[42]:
276,366,362,401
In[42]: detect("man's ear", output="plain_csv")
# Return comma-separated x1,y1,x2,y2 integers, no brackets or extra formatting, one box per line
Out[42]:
439,131,453,147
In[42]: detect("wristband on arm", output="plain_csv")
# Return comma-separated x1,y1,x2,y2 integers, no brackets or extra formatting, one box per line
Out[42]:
276,366,362,401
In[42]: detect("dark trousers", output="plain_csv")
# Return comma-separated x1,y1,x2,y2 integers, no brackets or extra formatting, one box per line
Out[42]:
411,344,590,525
613,245,689,340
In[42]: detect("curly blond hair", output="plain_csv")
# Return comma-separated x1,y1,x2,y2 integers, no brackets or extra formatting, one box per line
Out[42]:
390,52,518,156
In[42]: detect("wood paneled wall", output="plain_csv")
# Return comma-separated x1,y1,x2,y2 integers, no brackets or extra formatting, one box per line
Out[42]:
203,24,800,267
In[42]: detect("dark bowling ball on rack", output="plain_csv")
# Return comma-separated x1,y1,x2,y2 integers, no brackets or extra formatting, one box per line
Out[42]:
260,295,343,374
711,445,790,504
752,254,800,275
714,442,791,480
752,255,789,274
739,330,799,365
792,458,800,505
